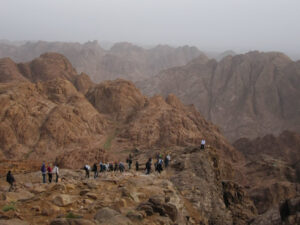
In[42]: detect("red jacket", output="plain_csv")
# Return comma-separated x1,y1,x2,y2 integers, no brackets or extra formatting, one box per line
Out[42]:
47,166,52,173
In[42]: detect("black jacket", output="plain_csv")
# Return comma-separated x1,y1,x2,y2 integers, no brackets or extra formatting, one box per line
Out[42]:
6,172,15,184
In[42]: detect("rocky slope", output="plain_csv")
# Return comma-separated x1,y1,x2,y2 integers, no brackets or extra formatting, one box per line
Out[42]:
233,131,300,223
0,41,203,82
0,146,258,225
137,51,300,141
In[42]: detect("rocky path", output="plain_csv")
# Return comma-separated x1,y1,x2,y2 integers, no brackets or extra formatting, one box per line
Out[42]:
0,169,187,225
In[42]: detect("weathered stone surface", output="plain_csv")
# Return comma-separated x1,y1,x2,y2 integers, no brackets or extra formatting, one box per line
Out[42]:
94,207,132,225
2,190,34,202
52,194,76,207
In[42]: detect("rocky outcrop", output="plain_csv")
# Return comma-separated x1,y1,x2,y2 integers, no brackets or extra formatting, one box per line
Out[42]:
0,79,108,167
74,73,94,94
19,53,77,82
234,131,300,219
86,79,146,121
137,51,300,141
0,58,28,83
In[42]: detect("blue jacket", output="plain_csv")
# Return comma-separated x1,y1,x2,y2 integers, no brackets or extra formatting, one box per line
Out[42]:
41,164,46,174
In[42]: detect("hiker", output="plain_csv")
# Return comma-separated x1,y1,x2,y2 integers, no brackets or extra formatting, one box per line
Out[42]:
99,162,104,173
127,154,133,170
105,163,109,172
157,158,163,173
92,163,98,178
47,164,53,183
6,171,15,192
164,154,171,168
119,162,125,173
84,164,90,178
114,162,119,172
41,162,47,183
145,158,152,175
109,162,114,172
135,161,139,171
201,139,206,149
53,164,59,183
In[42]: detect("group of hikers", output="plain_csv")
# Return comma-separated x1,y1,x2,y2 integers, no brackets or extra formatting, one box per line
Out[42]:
83,152,172,179
5,140,206,190
41,162,59,183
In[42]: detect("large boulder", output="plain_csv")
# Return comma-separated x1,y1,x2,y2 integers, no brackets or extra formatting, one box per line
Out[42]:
94,207,132,225
52,194,76,207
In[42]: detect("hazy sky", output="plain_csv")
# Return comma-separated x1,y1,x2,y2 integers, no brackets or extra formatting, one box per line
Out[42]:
1,0,300,53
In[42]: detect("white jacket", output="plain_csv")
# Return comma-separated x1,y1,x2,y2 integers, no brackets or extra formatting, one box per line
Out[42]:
53,166,59,175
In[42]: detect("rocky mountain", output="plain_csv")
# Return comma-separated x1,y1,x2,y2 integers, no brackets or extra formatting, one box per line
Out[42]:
0,53,299,224
0,41,203,82
0,53,239,168
137,51,300,141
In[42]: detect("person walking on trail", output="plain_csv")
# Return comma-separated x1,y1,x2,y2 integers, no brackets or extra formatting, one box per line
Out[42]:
119,162,125,173
157,158,163,173
99,162,104,173
146,158,152,175
47,164,53,183
114,162,119,172
108,162,113,172
135,161,139,171
53,164,59,183
41,162,47,184
92,163,98,178
127,154,133,170
84,164,90,178
6,171,15,192
164,154,171,168
201,139,206,149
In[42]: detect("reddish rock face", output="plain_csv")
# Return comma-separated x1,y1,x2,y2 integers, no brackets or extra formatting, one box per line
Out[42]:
137,51,300,141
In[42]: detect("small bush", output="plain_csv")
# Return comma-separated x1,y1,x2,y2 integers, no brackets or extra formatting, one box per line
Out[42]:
65,212,82,219
2,203,15,212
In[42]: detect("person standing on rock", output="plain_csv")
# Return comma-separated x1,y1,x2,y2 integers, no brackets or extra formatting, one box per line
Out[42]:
146,158,152,175
53,164,59,183
47,164,53,183
201,139,206,149
6,171,15,192
92,163,98,178
41,162,47,183
135,161,139,171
